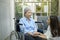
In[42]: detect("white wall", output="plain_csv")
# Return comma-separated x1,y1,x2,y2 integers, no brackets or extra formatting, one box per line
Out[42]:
0,0,15,40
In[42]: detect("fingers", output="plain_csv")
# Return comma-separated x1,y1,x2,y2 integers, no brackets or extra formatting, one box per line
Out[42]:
33,32,40,35
38,35,47,39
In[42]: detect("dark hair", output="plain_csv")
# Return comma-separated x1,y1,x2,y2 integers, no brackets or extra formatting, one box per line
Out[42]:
50,16,60,37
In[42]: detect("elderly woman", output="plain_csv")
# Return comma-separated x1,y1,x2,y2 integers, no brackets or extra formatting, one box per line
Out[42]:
19,7,43,40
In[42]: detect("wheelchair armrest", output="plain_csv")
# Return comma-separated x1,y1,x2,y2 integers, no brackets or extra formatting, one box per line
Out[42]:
35,21,43,23
37,29,43,34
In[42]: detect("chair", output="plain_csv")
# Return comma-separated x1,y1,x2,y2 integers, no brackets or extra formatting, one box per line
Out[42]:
35,21,44,33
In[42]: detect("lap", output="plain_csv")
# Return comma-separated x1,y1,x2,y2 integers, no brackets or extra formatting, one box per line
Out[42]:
24,33,35,40
24,33,43,40
34,37,41,40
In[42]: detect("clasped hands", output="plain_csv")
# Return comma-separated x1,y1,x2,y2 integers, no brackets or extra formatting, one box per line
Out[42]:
28,32,46,39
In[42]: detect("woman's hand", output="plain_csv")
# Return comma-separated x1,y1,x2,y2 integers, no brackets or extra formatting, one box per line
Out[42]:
32,32,42,37
38,34,47,39
33,32,40,35
27,32,40,37
27,32,33,36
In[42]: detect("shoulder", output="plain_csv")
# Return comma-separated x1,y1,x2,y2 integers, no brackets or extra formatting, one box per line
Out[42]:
19,17,26,23
20,17,25,21
30,18,35,21
30,18,35,22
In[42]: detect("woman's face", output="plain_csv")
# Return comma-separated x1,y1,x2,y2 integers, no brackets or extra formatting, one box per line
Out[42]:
25,10,32,18
47,18,50,25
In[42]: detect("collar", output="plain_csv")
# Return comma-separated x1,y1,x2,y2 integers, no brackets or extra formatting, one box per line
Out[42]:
24,17,31,21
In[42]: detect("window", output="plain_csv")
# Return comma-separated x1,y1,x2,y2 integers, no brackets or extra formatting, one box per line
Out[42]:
15,0,51,20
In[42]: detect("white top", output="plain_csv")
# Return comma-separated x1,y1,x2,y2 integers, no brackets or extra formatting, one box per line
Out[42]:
44,25,60,40
51,37,60,40
44,25,52,40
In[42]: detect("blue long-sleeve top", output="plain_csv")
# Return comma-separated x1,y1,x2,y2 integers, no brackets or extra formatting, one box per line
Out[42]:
19,17,38,34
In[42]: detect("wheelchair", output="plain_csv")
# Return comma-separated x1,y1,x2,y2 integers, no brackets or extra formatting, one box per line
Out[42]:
10,18,47,40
